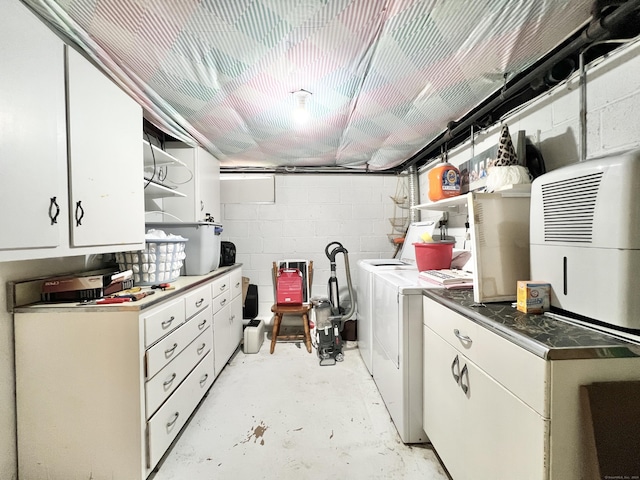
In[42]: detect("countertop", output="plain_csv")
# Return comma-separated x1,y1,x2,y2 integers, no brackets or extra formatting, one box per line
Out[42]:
11,264,241,314
423,288,640,360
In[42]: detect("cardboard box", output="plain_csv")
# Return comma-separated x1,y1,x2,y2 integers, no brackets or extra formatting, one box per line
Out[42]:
517,281,550,314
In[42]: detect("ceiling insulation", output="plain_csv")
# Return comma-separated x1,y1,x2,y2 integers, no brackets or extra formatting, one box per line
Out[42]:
23,0,601,171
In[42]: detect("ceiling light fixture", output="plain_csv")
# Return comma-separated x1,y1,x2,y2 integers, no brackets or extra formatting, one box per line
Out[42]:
292,89,312,125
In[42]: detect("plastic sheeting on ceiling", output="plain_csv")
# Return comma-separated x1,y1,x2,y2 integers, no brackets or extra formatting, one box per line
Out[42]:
24,0,593,171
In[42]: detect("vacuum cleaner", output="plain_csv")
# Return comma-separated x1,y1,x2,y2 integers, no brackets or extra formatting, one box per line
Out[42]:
315,242,355,366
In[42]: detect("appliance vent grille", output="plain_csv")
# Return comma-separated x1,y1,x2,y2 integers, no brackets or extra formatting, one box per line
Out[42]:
541,171,603,243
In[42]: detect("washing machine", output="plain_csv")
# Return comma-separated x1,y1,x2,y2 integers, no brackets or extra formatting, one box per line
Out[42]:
356,221,438,375
372,268,440,444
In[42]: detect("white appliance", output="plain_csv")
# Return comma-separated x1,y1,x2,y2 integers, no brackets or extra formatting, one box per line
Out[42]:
356,221,438,375
530,148,640,332
372,269,436,444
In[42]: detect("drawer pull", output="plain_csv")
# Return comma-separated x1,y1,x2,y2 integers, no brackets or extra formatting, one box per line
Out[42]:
197,343,206,354
454,329,473,345
230,314,235,323
451,355,460,383
199,373,209,386
198,319,208,329
161,316,175,328
166,412,180,429
164,343,178,358
163,373,177,387
220,298,227,306
195,298,204,308
460,364,470,395
220,284,227,291
235,281,240,288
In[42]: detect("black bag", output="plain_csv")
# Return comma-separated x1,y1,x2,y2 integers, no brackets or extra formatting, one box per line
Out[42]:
243,284,258,319
220,241,236,266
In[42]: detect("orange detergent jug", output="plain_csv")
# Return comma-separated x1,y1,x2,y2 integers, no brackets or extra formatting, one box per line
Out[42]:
428,162,461,201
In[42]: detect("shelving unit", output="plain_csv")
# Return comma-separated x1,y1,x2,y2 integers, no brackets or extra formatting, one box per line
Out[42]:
143,140,187,199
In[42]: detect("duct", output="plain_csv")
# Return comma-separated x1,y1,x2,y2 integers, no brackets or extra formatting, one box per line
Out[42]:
400,0,640,172
406,166,419,224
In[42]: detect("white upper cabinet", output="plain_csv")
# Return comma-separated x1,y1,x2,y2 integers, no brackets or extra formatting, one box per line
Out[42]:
66,48,144,247
0,3,144,261
0,1,66,252
161,143,221,223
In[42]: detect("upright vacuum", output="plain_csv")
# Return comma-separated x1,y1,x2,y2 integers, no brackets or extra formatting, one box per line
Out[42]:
315,242,355,366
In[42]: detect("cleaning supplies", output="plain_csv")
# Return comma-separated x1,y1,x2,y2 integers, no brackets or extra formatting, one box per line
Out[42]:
428,162,461,201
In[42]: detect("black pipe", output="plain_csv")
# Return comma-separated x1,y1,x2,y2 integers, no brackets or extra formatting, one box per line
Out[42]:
398,0,640,173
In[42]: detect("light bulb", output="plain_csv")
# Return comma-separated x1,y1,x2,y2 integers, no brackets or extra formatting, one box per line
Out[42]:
292,89,311,125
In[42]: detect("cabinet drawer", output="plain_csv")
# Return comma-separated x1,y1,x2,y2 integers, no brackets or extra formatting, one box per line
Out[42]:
185,284,210,320
147,350,214,469
211,274,230,299
230,269,242,299
423,297,548,416
212,289,231,315
143,297,186,348
146,306,212,379
145,326,213,419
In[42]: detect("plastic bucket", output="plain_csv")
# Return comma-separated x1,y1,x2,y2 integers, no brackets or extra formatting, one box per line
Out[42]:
413,242,454,271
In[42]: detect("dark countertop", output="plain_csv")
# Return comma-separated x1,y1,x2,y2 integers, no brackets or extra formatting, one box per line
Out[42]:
423,288,640,360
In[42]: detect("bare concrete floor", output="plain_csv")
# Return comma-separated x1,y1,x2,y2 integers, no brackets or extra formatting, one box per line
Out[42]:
151,336,450,480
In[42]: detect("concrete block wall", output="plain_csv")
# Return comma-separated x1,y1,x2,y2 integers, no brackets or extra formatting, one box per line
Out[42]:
220,173,406,321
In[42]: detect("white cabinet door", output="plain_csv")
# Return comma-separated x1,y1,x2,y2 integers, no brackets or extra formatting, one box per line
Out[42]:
424,326,548,480
66,47,143,247
423,325,466,480
229,294,243,359
213,303,230,378
0,1,66,252
162,144,221,223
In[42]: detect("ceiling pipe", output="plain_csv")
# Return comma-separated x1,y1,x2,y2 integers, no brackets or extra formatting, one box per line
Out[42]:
398,0,640,173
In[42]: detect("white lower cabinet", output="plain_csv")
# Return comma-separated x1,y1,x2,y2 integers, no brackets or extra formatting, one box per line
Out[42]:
423,295,640,480
212,269,243,378
423,326,548,480
14,267,240,480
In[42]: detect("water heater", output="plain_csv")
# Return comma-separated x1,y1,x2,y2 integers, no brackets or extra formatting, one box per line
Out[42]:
530,148,640,332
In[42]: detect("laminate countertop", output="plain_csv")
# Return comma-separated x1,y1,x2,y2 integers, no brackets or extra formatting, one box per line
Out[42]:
423,288,640,360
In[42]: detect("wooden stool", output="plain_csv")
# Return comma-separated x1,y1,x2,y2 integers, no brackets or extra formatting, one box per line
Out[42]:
270,260,313,354
269,303,312,353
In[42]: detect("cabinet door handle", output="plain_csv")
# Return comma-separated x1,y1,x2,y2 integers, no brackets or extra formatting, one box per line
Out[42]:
198,319,207,329
164,343,178,358
460,364,470,395
163,373,177,387
161,316,175,328
197,343,206,355
199,373,209,387
195,298,204,308
235,281,240,288
166,412,180,428
453,329,473,345
49,197,60,225
451,355,460,384
74,200,84,226
230,314,235,323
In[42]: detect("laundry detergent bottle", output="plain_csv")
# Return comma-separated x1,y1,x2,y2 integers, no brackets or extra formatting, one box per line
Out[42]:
428,161,461,201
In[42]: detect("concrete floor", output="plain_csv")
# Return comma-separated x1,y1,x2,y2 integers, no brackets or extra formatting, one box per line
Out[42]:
151,336,451,480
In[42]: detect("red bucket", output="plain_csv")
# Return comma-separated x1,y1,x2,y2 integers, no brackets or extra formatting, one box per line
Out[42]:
413,242,454,271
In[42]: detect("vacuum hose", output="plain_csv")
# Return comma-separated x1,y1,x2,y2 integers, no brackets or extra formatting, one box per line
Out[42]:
324,242,356,322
